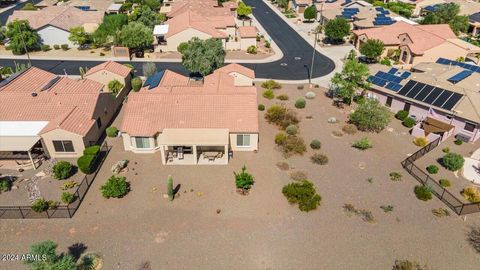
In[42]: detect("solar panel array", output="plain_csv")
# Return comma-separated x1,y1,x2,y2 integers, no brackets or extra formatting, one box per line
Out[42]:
326,0,337,3
367,68,411,92
338,8,359,19
375,7,390,14
447,70,473,84
341,0,352,6
373,7,394,25
396,80,463,110
423,5,439,12
144,71,165,90
436,58,480,73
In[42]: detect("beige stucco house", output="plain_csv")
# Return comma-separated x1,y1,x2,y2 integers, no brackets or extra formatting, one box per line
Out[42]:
120,64,258,165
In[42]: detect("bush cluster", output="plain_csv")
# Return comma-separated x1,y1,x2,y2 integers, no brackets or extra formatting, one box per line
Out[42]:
61,192,75,204
31,198,49,212
0,178,12,193
310,153,328,165
262,89,274,99
257,104,265,111
247,45,257,54
100,175,130,198
462,186,480,203
352,137,373,150
426,165,439,174
413,137,428,147
414,185,432,201
395,110,409,120
285,124,298,135
310,139,321,150
282,180,321,212
261,80,282,90
294,98,306,109
389,172,402,181
234,166,255,190
131,77,142,92
454,139,463,145
439,179,451,187
52,161,73,180
442,152,464,171
278,135,307,156
265,105,299,129
276,94,289,101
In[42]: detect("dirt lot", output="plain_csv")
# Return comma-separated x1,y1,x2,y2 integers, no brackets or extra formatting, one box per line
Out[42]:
1,84,480,270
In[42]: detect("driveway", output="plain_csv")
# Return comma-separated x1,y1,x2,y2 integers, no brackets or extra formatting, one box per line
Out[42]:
0,0,335,80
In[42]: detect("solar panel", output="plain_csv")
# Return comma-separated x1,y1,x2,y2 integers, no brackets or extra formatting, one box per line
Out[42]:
447,70,473,83
387,68,398,74
367,76,375,83
442,93,462,110
386,82,402,91
406,82,426,98
144,70,165,89
423,87,443,104
398,80,417,95
400,71,411,79
414,85,434,101
432,90,453,107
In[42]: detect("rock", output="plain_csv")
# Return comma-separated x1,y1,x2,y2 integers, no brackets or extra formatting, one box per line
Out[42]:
35,171,46,177
216,209,221,214
17,168,24,172
305,91,316,99
197,192,203,197
163,194,169,198
11,185,18,190
327,117,337,124
111,160,129,174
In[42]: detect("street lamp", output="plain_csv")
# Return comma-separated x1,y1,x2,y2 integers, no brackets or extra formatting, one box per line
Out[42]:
304,64,310,85
309,30,318,88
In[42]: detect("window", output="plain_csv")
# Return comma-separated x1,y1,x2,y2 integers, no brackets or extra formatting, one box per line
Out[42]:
403,102,411,113
464,122,476,133
96,118,102,128
386,96,393,107
52,140,75,152
134,137,151,149
236,134,251,147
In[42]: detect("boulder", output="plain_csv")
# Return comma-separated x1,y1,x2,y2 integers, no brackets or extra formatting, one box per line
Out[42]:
305,91,316,99
111,160,129,174
327,117,337,124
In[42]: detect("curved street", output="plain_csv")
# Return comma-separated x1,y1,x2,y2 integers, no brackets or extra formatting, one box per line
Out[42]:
0,0,336,80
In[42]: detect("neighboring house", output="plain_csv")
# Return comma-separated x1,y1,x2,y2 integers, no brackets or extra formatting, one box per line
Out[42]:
366,62,480,142
291,0,312,15
316,0,371,16
469,12,480,36
353,21,480,67
238,26,258,50
407,0,480,17
120,64,258,165
0,63,131,164
164,0,235,18
320,6,406,29
35,0,114,12
7,6,103,47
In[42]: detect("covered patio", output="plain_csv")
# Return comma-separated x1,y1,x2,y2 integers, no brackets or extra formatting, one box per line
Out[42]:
158,129,229,165
411,116,455,142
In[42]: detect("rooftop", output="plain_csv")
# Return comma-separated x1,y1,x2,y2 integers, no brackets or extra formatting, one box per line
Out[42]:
165,10,234,38
85,61,132,78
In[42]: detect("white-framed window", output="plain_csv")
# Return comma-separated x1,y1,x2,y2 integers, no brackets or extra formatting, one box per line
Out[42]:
134,137,151,149
52,140,75,152
236,134,251,147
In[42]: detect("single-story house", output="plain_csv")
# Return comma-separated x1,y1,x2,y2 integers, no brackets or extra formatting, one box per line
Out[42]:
120,64,258,165
291,0,312,14
238,26,258,50
366,62,480,142
7,6,103,47
469,12,480,36
0,61,131,166
320,6,402,29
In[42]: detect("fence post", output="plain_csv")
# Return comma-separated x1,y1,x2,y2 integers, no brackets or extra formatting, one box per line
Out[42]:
19,207,25,219
441,189,445,200
459,204,465,215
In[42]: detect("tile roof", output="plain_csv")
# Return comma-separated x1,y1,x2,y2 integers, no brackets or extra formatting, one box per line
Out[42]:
159,70,190,86
166,10,232,38
7,6,103,31
238,26,258,38
215,63,255,78
167,0,234,18
85,61,132,78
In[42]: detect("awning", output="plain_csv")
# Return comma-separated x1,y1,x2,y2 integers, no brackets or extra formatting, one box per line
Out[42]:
423,117,455,135
107,3,123,12
0,121,48,151
158,128,229,146
153,25,169,36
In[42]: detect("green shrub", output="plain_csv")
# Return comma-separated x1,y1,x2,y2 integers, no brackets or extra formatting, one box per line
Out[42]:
349,99,391,132
131,77,142,92
352,137,373,150
310,139,321,149
61,44,69,50
393,260,427,270
442,152,465,171
310,153,328,165
77,155,95,174
247,45,257,54
294,98,306,109
234,165,255,190
414,185,432,201
78,253,102,270
454,139,463,145
353,95,365,104
100,175,130,198
31,198,49,212
379,57,391,66
106,126,118,137
413,137,428,147
22,3,37,10
265,105,299,129
395,110,409,120
281,135,307,156
83,145,100,156
426,165,439,174
41,44,51,52
276,94,289,100
258,104,265,111
261,79,281,90
342,124,357,135
285,124,298,135
439,179,451,187
442,147,450,153
275,132,287,145
61,180,77,190
0,178,11,193
52,161,73,180
262,89,274,99
402,117,416,128
282,180,321,212
53,44,60,50
177,42,189,54
61,192,75,204
380,205,394,213
47,200,58,210
389,172,402,181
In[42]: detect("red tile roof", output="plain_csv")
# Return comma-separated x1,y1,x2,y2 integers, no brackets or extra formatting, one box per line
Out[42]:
238,26,257,38
85,61,132,78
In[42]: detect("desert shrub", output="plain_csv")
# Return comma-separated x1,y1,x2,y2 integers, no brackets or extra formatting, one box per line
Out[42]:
332,130,343,137
432,208,450,217
261,79,281,90
343,204,375,222
52,161,73,180
265,105,299,129
414,185,432,201
274,132,287,145
426,165,439,174
468,227,480,253
78,253,102,270
294,98,306,109
289,170,307,181
99,52,105,56
311,153,328,165
276,161,289,170
389,172,402,181
297,85,304,90
53,44,60,50
349,99,391,132
402,117,416,128
83,145,100,156
413,137,428,147
247,45,257,54
61,192,75,204
61,44,69,50
276,94,289,100
285,124,298,135
380,205,394,213
342,124,357,135
282,180,321,212
234,165,255,190
281,135,307,156
47,200,58,210
258,104,265,111
454,139,463,145
61,180,77,190
462,186,480,203
77,155,95,174
439,179,451,187
262,89,274,99
310,139,321,149
131,77,142,92
442,152,465,171
442,147,450,153
352,137,372,150
0,178,11,193
106,126,118,137
31,198,49,212
395,110,409,120
392,260,427,270
100,175,130,198
41,44,51,52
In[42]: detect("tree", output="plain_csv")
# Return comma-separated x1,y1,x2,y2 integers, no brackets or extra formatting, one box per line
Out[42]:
92,14,128,46
143,0,161,10
349,99,391,132
24,240,76,270
128,6,162,29
324,17,350,43
420,3,468,34
331,59,370,104
359,39,385,62
108,79,124,96
181,37,226,76
5,20,40,55
303,5,317,21
277,0,289,12
142,62,157,77
237,1,252,18
117,22,153,50
68,26,90,46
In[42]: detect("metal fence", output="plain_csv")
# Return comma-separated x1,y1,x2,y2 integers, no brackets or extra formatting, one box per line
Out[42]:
401,138,480,215
0,142,110,219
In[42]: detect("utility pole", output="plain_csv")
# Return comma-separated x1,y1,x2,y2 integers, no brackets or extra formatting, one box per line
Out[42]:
16,21,31,67
309,30,318,88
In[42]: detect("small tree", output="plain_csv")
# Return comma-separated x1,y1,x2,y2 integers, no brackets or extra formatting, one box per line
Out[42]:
234,165,255,192
142,62,157,77
167,175,174,201
131,77,142,91
349,99,391,132
324,18,351,43
359,39,384,63
108,79,124,96
303,5,317,22
181,37,225,76
5,20,40,55
100,175,130,198
442,152,464,171
331,59,370,104
117,22,153,51
237,1,252,18
24,240,76,270
68,26,90,46
106,126,118,137
277,0,289,12
52,161,72,180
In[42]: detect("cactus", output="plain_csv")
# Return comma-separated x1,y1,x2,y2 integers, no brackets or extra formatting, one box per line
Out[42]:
167,175,174,201
79,67,88,79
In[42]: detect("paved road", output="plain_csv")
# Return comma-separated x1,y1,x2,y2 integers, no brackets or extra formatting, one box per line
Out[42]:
0,0,336,80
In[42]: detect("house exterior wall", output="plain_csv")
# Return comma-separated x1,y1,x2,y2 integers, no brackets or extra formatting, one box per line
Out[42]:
240,37,256,50
221,26,236,38
122,133,158,153
37,25,75,47
161,28,214,52
40,129,86,158
354,34,398,59
227,72,253,86
229,133,258,151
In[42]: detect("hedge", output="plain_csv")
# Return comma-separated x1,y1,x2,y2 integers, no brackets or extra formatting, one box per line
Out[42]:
77,155,95,174
83,145,100,156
